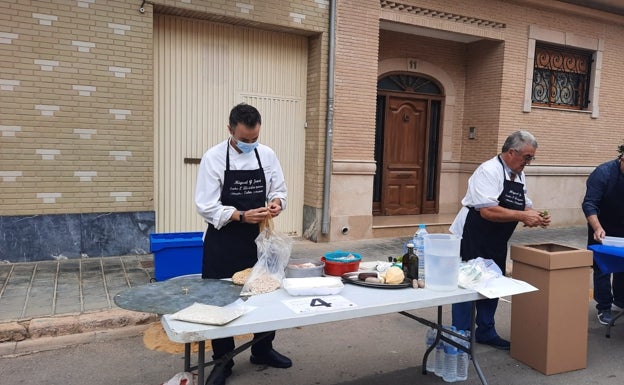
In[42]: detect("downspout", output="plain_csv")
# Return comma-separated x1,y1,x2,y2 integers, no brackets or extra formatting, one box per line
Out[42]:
321,0,336,234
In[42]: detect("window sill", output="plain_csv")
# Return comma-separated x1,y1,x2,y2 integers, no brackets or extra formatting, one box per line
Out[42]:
529,106,593,115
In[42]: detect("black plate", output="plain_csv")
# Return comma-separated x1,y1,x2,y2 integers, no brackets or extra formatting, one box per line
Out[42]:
341,272,412,289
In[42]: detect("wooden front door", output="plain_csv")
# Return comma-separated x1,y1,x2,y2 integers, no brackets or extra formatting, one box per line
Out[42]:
381,96,428,215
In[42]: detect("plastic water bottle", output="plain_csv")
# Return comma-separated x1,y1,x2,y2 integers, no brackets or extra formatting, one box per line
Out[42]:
434,335,445,377
425,327,437,372
414,224,428,281
456,330,469,381
443,330,458,382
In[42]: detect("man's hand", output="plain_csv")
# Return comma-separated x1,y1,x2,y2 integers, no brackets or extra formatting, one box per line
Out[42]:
268,199,282,217
243,207,270,224
522,209,550,228
587,215,605,242
593,227,606,242
538,209,551,228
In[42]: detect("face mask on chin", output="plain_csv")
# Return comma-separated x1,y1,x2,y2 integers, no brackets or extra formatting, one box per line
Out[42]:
232,136,259,154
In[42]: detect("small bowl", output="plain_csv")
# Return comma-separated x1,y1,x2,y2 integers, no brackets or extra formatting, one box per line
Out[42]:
285,258,325,278
323,250,362,263
321,256,360,276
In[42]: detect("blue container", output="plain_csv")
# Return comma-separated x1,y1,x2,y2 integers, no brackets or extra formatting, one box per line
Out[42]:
323,250,362,263
150,232,204,281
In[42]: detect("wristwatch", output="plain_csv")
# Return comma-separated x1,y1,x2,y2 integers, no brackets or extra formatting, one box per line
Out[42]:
239,211,245,223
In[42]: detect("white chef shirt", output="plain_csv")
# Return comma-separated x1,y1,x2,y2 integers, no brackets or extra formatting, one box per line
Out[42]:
195,139,287,230
449,155,533,235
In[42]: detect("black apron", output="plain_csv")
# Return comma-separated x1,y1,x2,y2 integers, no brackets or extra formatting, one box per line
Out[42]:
588,160,624,245
202,145,267,279
461,156,526,271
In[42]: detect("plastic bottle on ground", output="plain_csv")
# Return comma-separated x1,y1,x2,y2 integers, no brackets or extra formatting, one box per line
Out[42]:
456,330,469,381
425,327,436,372
443,327,458,382
414,224,428,281
434,332,445,377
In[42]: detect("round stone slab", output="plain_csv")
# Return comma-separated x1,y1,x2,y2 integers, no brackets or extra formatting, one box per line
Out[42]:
114,275,242,315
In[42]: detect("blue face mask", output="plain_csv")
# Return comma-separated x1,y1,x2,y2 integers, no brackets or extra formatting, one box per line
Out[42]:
233,137,259,154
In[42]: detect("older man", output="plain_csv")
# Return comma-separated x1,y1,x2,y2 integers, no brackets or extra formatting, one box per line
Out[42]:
450,130,550,350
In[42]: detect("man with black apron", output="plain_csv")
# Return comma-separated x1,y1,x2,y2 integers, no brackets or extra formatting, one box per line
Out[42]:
582,150,624,326
195,104,289,385
449,130,550,350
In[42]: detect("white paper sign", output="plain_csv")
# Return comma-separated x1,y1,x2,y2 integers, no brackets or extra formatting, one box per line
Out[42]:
282,295,357,314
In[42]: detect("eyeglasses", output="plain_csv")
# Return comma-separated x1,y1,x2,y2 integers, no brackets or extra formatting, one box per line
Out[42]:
513,149,535,162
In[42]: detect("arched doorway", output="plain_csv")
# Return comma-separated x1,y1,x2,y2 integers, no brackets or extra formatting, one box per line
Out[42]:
373,74,444,215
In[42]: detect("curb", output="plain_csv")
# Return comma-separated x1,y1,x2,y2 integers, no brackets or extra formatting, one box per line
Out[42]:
0,309,159,357
0,324,154,358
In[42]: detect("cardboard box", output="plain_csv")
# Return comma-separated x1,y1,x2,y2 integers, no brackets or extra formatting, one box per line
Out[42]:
510,243,592,375
150,232,204,281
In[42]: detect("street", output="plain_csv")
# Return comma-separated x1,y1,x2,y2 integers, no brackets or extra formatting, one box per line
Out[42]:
3,302,624,385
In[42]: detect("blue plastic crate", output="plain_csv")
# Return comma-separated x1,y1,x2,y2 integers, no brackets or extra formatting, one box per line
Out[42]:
150,232,204,281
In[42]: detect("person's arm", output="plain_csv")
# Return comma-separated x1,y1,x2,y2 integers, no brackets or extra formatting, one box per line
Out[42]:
582,165,609,241
264,148,287,217
479,205,544,227
587,214,606,242
194,146,238,229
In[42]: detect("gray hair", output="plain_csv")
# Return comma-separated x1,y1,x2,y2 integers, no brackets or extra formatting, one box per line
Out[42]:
501,130,538,152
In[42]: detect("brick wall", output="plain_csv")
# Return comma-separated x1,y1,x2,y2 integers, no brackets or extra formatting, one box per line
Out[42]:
375,0,624,167
0,0,154,215
1,0,329,259
1,0,330,216
332,0,380,160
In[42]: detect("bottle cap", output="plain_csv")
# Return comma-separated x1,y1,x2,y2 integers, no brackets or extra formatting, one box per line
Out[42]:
407,243,414,248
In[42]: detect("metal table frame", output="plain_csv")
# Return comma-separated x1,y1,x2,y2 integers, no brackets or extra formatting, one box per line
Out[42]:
162,281,531,385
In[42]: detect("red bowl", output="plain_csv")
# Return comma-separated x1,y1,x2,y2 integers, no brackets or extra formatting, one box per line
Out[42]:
321,256,360,276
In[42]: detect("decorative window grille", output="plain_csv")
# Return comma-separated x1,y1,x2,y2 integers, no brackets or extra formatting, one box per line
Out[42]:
532,43,593,110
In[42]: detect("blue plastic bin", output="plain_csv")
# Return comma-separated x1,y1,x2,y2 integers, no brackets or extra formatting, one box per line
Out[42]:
150,232,204,281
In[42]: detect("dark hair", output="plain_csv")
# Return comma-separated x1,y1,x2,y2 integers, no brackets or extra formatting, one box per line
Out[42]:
618,141,624,159
229,103,261,128
501,130,538,152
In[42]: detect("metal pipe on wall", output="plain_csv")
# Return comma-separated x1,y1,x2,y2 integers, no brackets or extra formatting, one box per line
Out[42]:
321,0,336,235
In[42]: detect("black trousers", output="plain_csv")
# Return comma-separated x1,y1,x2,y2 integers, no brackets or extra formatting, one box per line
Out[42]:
211,331,275,363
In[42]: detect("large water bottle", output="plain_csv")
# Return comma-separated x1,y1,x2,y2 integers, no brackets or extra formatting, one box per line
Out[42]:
425,327,437,372
414,224,428,281
434,334,445,377
443,328,458,382
456,330,469,381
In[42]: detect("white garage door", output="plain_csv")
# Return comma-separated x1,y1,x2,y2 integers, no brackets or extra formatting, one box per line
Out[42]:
154,15,307,235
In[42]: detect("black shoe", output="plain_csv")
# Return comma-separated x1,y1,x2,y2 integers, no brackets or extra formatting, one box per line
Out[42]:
205,366,232,385
477,336,510,350
250,349,293,368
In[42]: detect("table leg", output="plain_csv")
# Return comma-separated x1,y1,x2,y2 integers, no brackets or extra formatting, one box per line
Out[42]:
400,302,489,385
184,343,191,372
198,341,205,385
469,301,488,385
187,333,274,385
606,309,623,338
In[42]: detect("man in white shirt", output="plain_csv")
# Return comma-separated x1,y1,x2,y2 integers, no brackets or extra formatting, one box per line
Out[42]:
450,130,550,350
195,103,289,385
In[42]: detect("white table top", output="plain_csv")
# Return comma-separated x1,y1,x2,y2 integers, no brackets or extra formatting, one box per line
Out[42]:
161,276,534,343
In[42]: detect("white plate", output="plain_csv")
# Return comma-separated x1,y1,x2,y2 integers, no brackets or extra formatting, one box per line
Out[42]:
282,277,344,296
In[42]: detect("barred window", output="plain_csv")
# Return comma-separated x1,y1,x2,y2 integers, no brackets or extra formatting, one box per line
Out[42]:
531,43,593,110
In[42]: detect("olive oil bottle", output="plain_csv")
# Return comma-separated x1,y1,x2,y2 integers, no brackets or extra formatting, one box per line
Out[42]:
403,243,418,280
